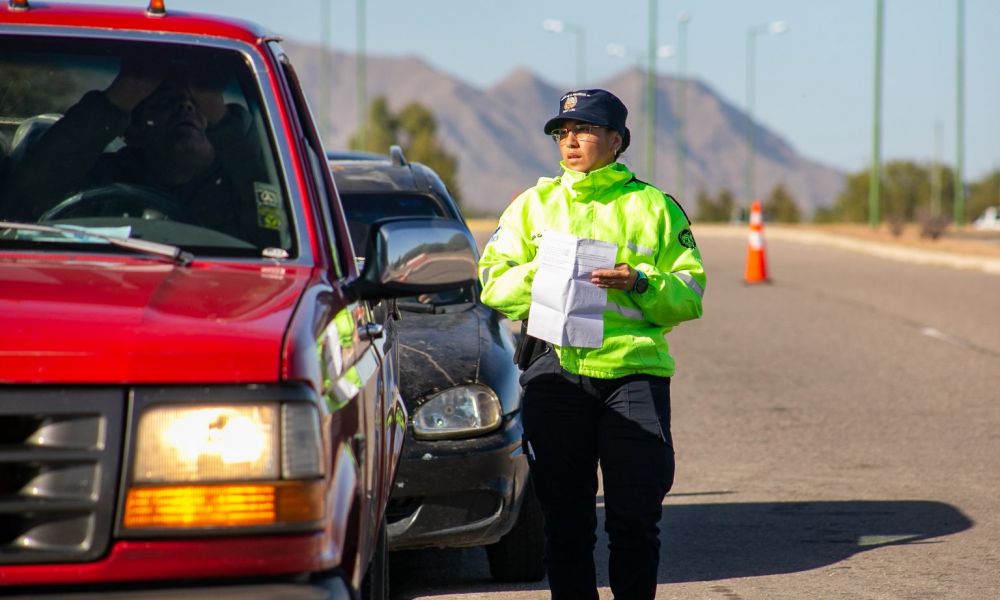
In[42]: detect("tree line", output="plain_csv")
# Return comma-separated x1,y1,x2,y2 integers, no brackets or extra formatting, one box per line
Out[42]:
694,161,1000,225
695,183,801,223
349,96,461,205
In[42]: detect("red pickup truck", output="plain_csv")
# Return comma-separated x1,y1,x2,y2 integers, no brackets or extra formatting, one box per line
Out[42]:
0,2,477,598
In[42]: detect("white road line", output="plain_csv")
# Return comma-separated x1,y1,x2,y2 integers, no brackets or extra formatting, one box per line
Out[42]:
919,326,971,349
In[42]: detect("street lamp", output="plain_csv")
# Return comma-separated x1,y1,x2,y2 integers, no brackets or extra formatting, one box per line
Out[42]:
543,18,586,88
676,10,691,201
319,0,331,141
645,0,671,183
870,0,883,228
954,0,965,225
356,0,367,151
745,19,787,208
606,42,672,181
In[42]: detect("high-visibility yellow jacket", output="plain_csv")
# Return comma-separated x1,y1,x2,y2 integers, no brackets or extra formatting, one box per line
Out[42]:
479,161,706,379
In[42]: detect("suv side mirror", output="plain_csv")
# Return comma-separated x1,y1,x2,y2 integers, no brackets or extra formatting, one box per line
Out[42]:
347,218,478,301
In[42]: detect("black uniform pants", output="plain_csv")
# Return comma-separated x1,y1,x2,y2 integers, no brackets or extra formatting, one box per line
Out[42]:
520,350,674,600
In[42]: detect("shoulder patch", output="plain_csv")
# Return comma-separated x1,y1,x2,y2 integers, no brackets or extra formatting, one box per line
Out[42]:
678,228,697,249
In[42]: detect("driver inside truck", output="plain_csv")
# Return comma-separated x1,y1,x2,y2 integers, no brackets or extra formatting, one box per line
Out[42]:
0,54,282,248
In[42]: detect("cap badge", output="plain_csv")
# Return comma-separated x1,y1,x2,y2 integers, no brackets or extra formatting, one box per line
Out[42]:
563,95,578,111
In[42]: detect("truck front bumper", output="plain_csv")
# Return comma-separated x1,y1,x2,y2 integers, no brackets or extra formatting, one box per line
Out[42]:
1,577,351,600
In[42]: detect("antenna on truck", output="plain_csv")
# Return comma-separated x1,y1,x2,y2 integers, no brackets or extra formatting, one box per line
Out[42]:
389,145,408,167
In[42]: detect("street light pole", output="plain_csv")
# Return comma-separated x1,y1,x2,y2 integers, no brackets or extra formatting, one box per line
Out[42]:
543,19,586,87
319,0,331,142
356,0,367,151
745,20,787,209
646,0,658,183
607,43,673,183
954,0,965,225
676,10,690,200
745,30,755,207
932,120,943,217
869,0,883,229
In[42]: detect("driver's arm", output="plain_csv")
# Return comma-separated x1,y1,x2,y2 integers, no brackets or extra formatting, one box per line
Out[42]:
0,91,132,221
0,60,163,222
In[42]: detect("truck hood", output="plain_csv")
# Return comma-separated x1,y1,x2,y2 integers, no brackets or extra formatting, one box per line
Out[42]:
0,258,312,384
397,307,482,408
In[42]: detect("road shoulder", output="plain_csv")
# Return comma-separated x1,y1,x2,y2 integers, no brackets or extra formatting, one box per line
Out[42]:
695,224,1000,275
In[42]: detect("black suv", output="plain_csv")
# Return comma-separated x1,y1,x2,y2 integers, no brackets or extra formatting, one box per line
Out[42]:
328,148,545,582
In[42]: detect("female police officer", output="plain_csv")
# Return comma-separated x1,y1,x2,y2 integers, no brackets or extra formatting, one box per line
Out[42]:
478,89,706,600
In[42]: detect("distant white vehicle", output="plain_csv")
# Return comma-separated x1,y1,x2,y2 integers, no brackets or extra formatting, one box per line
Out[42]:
972,206,1000,230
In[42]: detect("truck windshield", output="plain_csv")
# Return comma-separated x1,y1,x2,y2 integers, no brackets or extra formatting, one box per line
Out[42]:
0,37,293,259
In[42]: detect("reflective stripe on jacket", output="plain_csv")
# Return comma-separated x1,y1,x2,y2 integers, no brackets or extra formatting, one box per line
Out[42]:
479,161,706,379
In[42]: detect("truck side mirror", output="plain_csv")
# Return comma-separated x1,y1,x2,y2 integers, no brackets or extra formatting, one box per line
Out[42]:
347,217,478,301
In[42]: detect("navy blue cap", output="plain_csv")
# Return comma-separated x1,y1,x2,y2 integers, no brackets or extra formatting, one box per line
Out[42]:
543,88,631,153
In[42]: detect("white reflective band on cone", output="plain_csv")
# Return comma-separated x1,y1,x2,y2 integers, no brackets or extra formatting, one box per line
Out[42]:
748,231,764,250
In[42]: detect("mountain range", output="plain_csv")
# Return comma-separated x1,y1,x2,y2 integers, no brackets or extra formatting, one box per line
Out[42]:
285,42,845,218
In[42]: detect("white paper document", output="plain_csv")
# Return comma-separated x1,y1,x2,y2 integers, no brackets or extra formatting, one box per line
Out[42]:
527,231,617,348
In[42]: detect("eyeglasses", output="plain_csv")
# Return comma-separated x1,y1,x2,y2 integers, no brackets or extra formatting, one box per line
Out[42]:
550,124,606,144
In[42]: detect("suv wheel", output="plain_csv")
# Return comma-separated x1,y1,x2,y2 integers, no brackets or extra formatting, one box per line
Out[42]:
485,476,546,582
361,515,390,600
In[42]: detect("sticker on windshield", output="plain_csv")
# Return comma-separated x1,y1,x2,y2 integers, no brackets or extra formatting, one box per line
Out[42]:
254,182,283,231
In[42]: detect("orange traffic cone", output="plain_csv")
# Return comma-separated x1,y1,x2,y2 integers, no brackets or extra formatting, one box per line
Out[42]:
744,200,769,284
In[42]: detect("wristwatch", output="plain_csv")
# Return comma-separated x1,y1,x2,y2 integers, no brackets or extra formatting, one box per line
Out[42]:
631,269,649,294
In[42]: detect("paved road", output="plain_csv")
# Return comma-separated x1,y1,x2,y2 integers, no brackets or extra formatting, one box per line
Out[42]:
389,228,1000,599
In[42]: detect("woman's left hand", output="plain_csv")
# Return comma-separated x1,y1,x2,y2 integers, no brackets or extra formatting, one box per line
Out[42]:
591,263,637,290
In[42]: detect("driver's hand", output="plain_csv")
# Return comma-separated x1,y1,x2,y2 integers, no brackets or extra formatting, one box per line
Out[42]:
104,58,165,113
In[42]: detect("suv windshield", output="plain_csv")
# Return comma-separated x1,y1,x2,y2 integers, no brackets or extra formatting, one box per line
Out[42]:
0,37,293,258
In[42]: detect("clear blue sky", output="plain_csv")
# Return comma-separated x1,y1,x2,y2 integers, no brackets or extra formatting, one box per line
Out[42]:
63,0,999,181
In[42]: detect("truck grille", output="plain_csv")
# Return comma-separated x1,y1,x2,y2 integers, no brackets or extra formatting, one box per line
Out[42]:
0,388,124,564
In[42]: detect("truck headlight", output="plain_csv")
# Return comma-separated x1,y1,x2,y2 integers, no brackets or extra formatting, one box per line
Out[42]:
133,404,279,482
412,384,502,440
123,403,325,530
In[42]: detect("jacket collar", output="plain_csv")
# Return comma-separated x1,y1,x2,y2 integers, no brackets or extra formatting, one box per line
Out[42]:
557,161,634,197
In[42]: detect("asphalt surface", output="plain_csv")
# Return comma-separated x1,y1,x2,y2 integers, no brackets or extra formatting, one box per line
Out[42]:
389,225,1000,600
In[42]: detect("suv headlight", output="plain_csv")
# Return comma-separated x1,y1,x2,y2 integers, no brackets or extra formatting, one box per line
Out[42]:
123,402,325,531
412,384,502,440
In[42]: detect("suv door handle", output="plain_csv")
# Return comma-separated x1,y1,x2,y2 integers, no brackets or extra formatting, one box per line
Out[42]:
359,323,384,341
